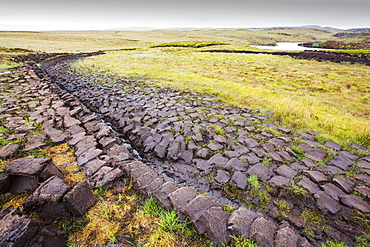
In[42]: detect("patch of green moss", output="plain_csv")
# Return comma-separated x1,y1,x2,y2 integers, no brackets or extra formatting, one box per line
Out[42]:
351,209,370,232
248,187,270,209
231,235,261,247
286,180,310,198
301,207,325,238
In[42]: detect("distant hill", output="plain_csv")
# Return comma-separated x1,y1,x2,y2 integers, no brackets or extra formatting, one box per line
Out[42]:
105,27,214,31
299,25,342,30
346,28,370,33
333,28,370,38
105,26,369,33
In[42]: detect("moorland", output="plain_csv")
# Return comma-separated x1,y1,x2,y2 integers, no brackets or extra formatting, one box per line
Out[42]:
1,27,369,148
0,26,370,247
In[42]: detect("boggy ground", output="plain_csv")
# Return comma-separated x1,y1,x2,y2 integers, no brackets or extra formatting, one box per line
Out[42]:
46,56,370,247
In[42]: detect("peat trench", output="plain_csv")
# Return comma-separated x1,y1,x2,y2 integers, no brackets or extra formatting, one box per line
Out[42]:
202,50,370,66
0,53,369,246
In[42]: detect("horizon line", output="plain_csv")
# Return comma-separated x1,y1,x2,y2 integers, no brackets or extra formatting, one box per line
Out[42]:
1,24,369,32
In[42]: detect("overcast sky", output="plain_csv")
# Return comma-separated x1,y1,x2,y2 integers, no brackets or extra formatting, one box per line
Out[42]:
1,0,369,31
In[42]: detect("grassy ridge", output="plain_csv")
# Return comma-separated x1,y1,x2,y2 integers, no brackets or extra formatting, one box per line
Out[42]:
75,48,370,147
151,41,230,48
0,47,26,72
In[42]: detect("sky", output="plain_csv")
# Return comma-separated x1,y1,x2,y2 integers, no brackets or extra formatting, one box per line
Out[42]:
1,0,369,31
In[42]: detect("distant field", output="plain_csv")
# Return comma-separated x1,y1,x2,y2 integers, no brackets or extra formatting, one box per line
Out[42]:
0,27,352,52
1,27,369,147
75,48,370,147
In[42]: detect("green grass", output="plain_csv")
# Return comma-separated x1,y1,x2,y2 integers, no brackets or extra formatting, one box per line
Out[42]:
301,207,325,238
276,199,291,219
224,175,271,210
69,188,137,246
0,61,19,72
345,164,362,179
321,240,348,247
52,217,84,236
0,126,13,134
222,205,234,214
231,235,261,247
286,180,310,198
142,197,163,217
0,47,27,71
351,209,370,233
291,145,305,155
356,235,370,247
74,48,370,148
184,136,192,143
261,157,272,166
247,175,260,189
210,125,225,136
158,209,185,232
0,136,26,149
29,129,44,135
21,148,50,158
137,197,212,246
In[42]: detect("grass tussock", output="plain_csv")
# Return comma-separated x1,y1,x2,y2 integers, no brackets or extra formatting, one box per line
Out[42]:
67,192,210,247
63,172,86,187
129,197,209,247
44,143,84,186
231,236,261,247
0,193,30,211
68,188,138,246
0,47,25,72
0,61,20,72
321,240,348,247
74,49,370,148
301,207,326,238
